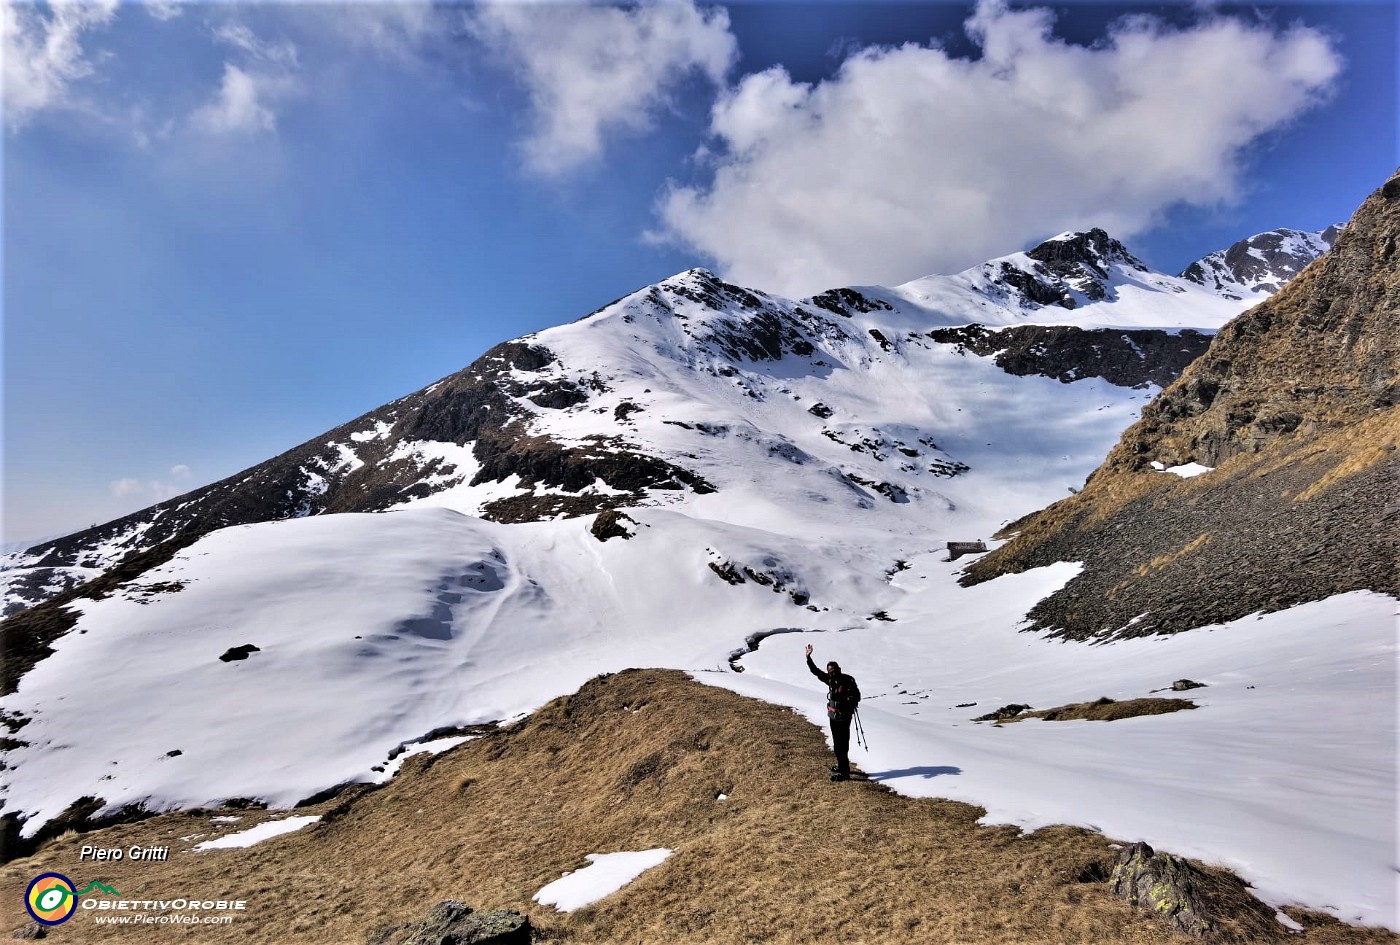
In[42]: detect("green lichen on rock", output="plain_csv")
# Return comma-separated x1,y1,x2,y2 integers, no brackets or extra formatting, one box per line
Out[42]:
1111,842,1216,937
1108,841,1284,941
366,900,531,945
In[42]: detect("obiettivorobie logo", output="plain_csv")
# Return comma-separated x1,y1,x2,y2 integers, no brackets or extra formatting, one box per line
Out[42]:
25,871,245,927
24,875,121,926
25,873,79,926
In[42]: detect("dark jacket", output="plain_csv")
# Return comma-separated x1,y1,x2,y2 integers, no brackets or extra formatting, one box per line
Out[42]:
807,655,860,719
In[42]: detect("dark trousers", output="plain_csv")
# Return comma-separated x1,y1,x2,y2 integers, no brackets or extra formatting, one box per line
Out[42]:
830,713,852,775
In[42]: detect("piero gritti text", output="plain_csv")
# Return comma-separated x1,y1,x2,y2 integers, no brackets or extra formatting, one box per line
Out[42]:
80,844,169,862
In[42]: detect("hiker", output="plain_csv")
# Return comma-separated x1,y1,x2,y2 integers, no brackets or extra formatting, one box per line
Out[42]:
805,643,861,781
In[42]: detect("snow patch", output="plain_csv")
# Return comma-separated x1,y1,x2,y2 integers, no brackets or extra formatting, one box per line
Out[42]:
350,421,394,442
372,735,476,783
1162,462,1214,478
533,849,673,912
193,816,320,851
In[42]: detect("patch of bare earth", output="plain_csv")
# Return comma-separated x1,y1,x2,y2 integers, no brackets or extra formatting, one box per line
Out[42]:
2,671,1393,944
992,697,1198,724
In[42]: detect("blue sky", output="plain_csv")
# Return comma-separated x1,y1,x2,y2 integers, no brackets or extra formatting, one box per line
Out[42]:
3,0,1395,545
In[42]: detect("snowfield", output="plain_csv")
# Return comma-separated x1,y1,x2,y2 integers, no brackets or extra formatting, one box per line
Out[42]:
5,504,1393,928
705,572,1397,931
2,232,1392,930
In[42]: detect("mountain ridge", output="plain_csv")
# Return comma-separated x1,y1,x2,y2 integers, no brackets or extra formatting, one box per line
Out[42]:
0,226,1301,619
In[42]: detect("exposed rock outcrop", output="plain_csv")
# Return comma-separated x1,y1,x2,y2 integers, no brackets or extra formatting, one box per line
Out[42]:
590,509,636,542
973,703,1033,722
964,171,1400,639
994,228,1151,307
927,324,1213,388
367,901,531,945
1110,842,1280,941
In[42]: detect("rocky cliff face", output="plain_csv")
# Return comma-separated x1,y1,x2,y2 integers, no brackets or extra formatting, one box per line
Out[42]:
963,173,1400,639
925,324,1212,389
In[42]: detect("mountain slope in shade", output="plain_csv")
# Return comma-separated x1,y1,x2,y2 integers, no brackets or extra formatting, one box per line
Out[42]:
0,228,1252,621
963,174,1399,639
1180,224,1342,300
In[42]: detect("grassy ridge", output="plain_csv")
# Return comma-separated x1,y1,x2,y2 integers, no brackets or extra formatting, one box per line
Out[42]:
2,670,1393,944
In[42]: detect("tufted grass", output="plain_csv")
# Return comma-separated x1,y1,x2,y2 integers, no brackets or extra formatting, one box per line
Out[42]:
1,670,1393,945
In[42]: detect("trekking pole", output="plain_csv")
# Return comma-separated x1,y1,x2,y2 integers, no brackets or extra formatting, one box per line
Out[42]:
854,708,869,751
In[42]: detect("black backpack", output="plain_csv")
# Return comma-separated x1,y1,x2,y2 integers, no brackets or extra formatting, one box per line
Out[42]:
831,674,861,716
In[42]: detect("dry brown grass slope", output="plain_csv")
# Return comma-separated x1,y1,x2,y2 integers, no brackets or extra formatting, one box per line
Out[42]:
963,171,1400,639
3,670,1394,944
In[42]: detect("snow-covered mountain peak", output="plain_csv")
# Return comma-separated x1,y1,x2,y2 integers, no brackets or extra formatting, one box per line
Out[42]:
888,229,1244,331
648,267,777,322
0,226,1278,618
1179,224,1343,300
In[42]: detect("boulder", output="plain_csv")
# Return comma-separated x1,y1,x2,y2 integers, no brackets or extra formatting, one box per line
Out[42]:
1110,842,1216,937
973,703,1032,721
368,901,531,945
218,644,260,662
1109,841,1279,941
590,510,635,543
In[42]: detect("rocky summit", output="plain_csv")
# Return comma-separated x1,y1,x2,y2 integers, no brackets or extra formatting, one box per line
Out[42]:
1180,224,1343,301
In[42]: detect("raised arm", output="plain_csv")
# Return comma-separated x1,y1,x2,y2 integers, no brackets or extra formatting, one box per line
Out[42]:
805,643,830,683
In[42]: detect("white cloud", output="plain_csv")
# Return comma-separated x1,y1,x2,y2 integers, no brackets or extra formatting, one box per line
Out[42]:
192,63,280,134
108,478,142,498
654,0,1343,298
321,2,441,63
2,0,119,128
109,477,176,501
109,465,192,503
145,0,181,22
192,22,300,135
212,21,298,68
469,0,737,176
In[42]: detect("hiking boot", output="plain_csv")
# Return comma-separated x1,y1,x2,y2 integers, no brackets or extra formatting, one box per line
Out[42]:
830,772,850,782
